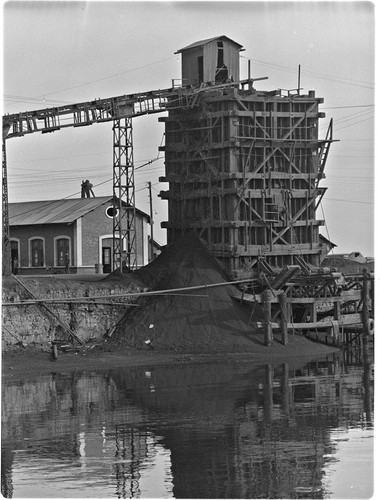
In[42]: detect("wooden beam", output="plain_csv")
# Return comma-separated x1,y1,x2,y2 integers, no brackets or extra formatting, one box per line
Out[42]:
254,313,362,330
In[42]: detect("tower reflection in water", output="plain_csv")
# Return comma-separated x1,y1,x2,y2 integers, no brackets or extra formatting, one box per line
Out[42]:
1,351,374,498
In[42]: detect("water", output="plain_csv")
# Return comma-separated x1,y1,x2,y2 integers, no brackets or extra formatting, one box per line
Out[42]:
1,350,374,498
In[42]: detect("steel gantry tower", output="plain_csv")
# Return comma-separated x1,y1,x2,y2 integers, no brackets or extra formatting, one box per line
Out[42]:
112,118,136,271
2,86,191,274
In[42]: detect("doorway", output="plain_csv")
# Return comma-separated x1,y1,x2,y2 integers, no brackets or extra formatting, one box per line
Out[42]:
102,247,112,273
11,240,19,274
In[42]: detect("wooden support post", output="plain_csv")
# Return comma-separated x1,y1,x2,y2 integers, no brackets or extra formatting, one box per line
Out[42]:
333,300,340,320
249,190,252,240
363,356,373,425
361,270,370,354
264,364,274,422
279,292,288,345
310,301,317,323
263,289,273,346
281,363,290,416
51,341,58,360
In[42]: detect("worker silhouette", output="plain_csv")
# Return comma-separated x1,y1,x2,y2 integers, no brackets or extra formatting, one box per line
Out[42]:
81,180,95,198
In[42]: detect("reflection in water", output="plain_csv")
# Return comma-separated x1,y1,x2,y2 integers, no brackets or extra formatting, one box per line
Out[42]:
1,351,374,498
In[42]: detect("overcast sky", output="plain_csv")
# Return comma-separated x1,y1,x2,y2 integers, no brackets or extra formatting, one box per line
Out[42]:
3,1,375,255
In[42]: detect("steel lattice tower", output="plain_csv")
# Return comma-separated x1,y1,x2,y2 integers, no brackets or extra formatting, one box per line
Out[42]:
112,118,137,272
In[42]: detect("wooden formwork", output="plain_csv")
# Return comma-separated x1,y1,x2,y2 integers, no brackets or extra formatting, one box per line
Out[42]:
159,84,334,279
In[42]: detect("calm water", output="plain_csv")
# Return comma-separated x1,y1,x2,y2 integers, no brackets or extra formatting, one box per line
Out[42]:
1,350,374,498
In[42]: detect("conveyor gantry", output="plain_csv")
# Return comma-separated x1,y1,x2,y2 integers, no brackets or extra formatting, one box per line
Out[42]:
2,77,257,275
1,84,196,275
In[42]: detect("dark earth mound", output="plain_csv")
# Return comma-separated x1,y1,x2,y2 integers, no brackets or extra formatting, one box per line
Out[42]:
111,233,266,352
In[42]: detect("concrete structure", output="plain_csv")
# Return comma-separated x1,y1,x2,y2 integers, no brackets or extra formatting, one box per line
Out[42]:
159,36,333,278
9,197,152,275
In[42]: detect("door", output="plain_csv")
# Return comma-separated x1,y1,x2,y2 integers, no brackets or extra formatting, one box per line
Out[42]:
198,56,204,84
56,238,70,267
10,241,19,274
102,247,112,273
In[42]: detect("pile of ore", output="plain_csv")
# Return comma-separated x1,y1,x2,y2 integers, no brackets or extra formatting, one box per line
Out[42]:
112,232,262,352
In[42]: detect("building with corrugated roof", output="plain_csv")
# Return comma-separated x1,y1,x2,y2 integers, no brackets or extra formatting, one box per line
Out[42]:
9,197,155,275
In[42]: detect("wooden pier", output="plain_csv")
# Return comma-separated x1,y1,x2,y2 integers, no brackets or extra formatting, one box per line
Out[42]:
232,267,374,347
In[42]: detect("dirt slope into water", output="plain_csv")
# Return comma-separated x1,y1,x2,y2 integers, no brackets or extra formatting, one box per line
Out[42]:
109,233,333,355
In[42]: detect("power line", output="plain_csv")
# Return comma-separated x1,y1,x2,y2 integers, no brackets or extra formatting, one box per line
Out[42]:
335,115,374,132
321,105,374,109
321,107,373,128
324,197,374,205
41,57,175,98
319,109,374,133
241,55,374,89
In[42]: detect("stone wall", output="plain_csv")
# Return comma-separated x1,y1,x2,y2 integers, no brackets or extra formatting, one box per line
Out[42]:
2,276,143,349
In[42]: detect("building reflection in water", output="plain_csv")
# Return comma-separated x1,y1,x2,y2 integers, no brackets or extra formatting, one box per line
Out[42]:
1,350,374,498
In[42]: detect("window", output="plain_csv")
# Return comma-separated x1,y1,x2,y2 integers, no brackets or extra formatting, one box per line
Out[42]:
56,238,70,266
217,41,224,67
30,238,44,267
197,56,204,84
105,206,119,219
10,239,20,273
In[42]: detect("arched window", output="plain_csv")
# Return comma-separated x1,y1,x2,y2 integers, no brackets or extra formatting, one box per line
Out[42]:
30,238,44,267
55,237,70,266
10,239,20,273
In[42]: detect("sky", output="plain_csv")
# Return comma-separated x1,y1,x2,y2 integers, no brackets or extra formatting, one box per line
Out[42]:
2,0,375,255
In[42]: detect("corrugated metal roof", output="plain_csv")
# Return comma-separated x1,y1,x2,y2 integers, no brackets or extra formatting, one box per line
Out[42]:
9,197,150,226
9,197,114,226
175,35,243,54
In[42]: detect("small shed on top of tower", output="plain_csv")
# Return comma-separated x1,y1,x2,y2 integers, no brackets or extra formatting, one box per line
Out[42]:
175,36,244,86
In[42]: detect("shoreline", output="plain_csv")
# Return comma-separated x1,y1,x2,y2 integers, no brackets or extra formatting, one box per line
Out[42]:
2,334,340,381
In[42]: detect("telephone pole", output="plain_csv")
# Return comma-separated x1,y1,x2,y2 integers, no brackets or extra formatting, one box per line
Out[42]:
147,181,154,262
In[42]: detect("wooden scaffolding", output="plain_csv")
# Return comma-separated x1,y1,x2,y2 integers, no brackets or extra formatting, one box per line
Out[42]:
159,36,334,279
159,86,333,278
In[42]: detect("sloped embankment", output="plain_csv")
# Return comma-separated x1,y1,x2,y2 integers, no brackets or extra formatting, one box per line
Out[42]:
112,233,263,353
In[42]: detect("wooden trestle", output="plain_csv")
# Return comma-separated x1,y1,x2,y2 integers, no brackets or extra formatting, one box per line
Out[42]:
231,267,374,346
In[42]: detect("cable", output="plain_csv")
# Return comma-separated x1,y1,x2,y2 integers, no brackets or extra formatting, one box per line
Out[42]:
135,157,164,171
4,94,72,107
241,55,374,89
323,197,373,205
320,108,373,130
320,202,334,255
9,150,166,218
321,105,374,109
319,111,374,134
335,115,374,132
41,57,175,98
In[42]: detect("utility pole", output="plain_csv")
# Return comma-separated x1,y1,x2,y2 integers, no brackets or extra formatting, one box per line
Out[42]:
147,181,154,262
297,64,301,94
2,138,11,276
